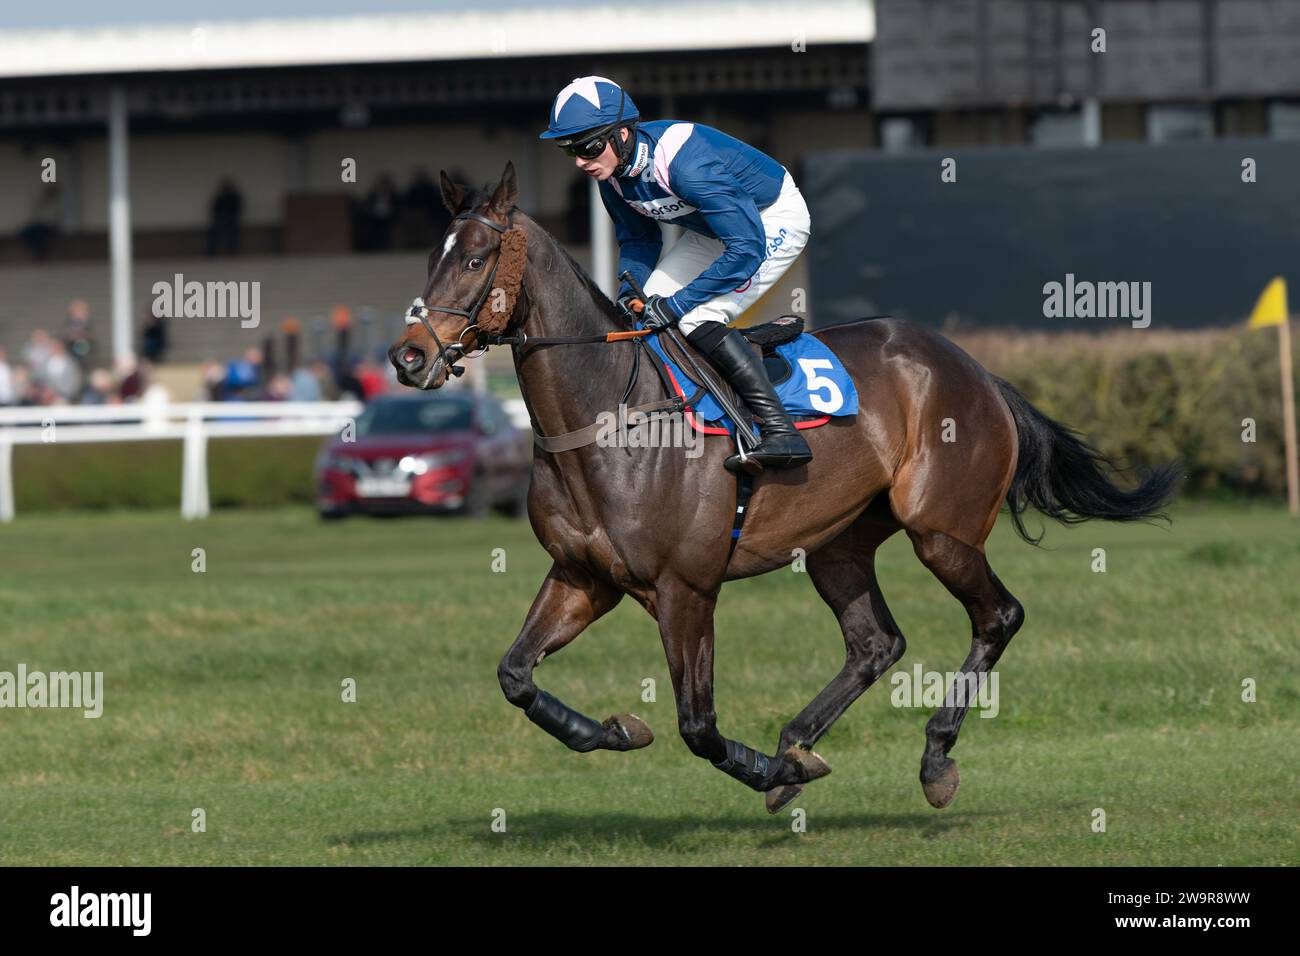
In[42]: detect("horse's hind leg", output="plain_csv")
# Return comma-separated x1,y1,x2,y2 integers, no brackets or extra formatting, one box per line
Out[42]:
766,509,907,811
653,578,828,801
907,529,1025,809
498,562,654,752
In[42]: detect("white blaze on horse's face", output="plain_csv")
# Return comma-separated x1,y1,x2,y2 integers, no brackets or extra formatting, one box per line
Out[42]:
404,223,465,327
429,224,466,277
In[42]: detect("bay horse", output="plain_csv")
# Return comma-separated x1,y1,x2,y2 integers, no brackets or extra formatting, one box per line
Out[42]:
388,162,1179,812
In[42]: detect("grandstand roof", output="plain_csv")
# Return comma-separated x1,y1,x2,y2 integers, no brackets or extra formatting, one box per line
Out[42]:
0,1,874,79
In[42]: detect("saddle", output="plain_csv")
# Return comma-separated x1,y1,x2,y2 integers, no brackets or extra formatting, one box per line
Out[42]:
737,315,804,349
741,316,804,388
650,316,822,433
530,315,845,454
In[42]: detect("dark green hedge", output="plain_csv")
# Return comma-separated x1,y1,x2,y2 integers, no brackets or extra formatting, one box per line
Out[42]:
958,326,1294,498
13,436,324,512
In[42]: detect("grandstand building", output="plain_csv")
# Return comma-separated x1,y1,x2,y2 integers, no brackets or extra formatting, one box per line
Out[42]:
3,0,1298,376
0,1,873,374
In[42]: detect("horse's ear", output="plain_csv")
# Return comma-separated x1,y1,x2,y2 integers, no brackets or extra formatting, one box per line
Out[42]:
440,170,466,214
490,161,519,215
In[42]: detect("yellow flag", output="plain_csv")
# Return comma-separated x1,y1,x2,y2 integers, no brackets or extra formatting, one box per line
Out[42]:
1249,276,1289,328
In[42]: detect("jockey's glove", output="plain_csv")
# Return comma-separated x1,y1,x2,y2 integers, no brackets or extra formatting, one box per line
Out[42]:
642,294,681,331
616,293,640,322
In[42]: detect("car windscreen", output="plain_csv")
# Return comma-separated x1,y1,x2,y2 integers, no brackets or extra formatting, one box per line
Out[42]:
356,398,473,436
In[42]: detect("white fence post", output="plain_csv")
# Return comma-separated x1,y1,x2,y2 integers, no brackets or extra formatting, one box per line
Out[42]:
181,410,209,520
0,430,13,523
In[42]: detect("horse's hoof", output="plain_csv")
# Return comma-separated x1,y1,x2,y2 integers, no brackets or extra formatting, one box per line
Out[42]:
765,784,803,814
784,746,832,782
922,761,960,809
602,714,654,750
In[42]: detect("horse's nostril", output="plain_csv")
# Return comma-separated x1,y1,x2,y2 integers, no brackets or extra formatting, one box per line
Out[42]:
389,342,425,375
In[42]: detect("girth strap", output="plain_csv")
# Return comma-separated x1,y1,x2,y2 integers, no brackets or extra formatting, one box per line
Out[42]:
533,397,684,452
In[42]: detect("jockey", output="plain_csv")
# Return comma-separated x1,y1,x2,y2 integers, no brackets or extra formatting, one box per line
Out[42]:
539,75,813,471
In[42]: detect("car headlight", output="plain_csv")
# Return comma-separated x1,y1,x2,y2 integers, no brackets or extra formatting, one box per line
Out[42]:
412,449,470,472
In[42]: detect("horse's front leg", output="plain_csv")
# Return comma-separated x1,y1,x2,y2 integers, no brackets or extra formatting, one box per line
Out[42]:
498,562,653,752
654,578,830,799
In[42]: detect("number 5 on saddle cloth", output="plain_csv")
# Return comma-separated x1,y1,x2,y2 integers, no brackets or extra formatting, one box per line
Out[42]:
641,317,860,438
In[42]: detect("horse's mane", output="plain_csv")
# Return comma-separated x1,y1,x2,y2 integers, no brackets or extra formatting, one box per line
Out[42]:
456,184,628,328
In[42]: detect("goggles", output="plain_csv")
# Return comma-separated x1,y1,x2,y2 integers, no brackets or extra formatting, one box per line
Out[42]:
558,131,613,160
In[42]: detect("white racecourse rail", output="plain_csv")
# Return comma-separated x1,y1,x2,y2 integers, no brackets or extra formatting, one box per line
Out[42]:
0,401,362,521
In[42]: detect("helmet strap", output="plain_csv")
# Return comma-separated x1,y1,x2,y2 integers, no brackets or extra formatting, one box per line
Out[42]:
612,123,638,175
606,86,635,175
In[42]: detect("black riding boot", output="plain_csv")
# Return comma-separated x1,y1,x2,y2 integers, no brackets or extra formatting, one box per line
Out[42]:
686,325,812,472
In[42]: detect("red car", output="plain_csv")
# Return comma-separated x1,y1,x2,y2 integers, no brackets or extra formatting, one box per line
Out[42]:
315,391,531,518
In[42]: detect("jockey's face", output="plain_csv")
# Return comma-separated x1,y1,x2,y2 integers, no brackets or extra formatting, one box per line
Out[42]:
574,127,628,181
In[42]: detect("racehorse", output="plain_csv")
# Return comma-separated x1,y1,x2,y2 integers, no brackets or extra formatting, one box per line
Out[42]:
388,162,1179,812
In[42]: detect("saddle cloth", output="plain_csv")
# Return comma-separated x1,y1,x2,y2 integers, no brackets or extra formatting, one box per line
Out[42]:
641,317,859,436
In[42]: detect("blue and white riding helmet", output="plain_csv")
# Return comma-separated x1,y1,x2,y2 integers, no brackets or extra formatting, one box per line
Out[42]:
539,75,639,167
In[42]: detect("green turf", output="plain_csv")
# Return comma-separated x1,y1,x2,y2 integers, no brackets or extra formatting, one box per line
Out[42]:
0,502,1295,866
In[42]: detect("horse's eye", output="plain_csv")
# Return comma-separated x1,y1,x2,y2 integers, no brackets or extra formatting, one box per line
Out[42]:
467,257,485,271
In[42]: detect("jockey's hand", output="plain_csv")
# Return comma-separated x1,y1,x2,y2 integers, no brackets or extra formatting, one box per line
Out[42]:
641,294,680,331
616,293,640,322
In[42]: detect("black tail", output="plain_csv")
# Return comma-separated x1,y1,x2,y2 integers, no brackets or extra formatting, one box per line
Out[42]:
994,377,1181,545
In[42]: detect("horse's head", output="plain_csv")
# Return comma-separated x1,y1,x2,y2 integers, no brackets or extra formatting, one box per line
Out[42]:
389,161,529,389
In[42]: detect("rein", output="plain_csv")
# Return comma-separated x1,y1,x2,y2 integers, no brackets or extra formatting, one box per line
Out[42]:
405,204,653,377
404,205,676,451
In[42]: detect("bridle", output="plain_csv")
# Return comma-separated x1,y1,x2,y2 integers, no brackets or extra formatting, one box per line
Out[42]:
402,201,655,389
404,205,526,380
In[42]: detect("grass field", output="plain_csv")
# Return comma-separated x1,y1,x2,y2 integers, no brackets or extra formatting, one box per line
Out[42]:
0,502,1295,866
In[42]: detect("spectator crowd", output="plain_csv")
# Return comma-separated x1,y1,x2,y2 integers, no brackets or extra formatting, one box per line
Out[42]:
1,300,401,408
0,299,171,407
3,165,490,406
